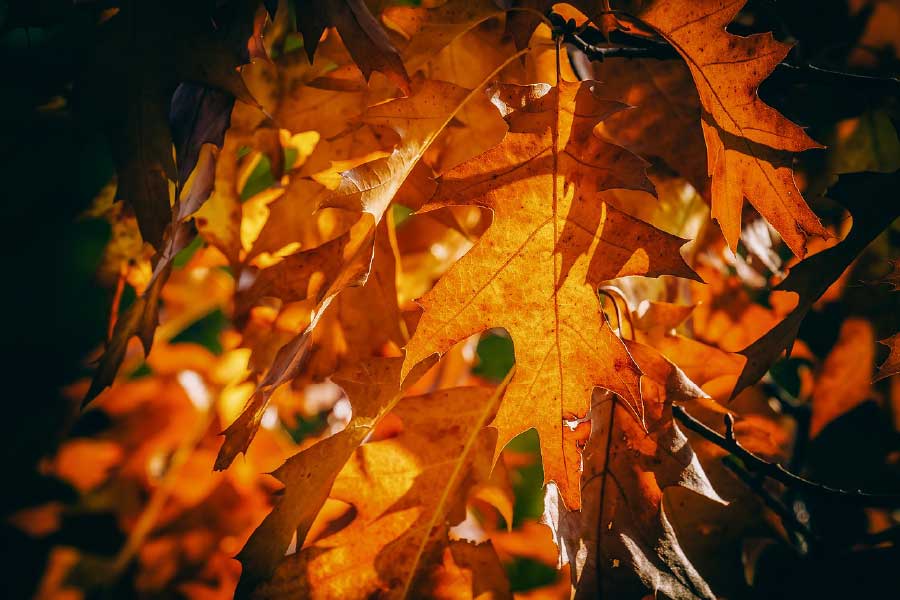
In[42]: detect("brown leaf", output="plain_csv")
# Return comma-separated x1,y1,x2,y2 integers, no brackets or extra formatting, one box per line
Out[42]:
649,334,745,402
734,171,900,398
404,79,700,509
301,222,409,382
297,0,410,93
243,47,375,139
544,340,724,599
235,358,419,595
170,83,235,188
85,144,220,404
383,0,505,76
591,58,710,194
875,332,900,382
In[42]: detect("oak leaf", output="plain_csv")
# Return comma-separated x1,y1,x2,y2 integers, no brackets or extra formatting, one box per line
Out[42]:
544,340,724,599
403,79,700,509
235,358,418,595
875,333,900,382
590,58,710,194
241,33,390,140
296,0,410,93
382,0,505,76
619,0,829,257
297,222,409,383
734,171,900,398
85,142,221,403
216,77,523,469
649,333,745,402
247,381,510,599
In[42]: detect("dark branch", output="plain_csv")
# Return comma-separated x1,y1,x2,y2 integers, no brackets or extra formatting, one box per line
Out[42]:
672,404,900,507
553,14,900,95
722,456,814,554
565,31,677,61
775,61,900,93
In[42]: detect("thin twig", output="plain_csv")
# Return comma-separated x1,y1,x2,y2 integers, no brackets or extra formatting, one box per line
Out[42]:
553,13,900,95
776,61,900,93
672,404,900,507
567,33,676,60
722,456,814,555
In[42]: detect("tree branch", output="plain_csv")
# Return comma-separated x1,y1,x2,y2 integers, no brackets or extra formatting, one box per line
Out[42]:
553,13,900,95
672,404,900,507
722,456,814,555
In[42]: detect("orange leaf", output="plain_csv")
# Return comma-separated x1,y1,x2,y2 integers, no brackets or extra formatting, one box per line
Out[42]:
623,0,828,257
403,79,700,510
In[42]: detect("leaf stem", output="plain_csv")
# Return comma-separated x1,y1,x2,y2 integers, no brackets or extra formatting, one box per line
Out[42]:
597,285,635,340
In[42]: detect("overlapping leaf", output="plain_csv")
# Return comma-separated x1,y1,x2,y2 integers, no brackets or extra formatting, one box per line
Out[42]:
216,79,497,470
591,58,710,194
296,0,409,92
735,171,900,398
235,358,415,594
246,372,509,599
544,340,725,599
85,146,220,402
618,0,829,256
382,0,505,75
403,79,700,509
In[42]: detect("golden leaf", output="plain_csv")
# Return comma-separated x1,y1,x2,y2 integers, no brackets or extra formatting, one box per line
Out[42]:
403,77,700,509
